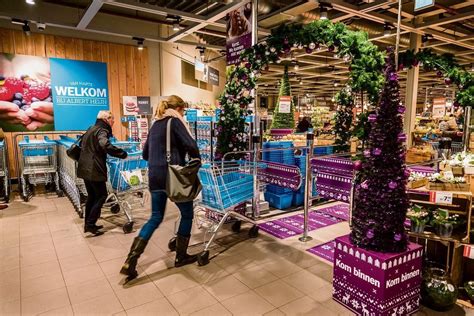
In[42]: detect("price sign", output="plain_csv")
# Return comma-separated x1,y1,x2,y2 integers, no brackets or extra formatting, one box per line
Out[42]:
429,191,453,204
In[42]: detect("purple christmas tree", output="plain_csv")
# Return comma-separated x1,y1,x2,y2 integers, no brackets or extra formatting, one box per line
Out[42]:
350,50,409,253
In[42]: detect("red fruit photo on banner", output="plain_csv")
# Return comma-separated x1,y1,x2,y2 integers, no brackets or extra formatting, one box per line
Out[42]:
0,53,53,132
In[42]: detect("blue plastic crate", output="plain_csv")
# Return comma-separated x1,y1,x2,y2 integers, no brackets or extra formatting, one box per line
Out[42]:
264,191,293,209
263,141,294,149
267,184,293,194
314,146,334,155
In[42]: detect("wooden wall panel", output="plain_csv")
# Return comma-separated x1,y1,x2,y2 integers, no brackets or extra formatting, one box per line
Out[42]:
0,28,151,177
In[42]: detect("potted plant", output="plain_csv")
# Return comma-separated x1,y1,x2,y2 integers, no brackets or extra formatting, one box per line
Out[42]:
465,281,474,303
421,266,458,311
432,209,454,238
406,204,429,233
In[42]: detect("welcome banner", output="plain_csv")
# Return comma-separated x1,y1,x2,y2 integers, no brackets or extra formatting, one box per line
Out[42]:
0,53,109,132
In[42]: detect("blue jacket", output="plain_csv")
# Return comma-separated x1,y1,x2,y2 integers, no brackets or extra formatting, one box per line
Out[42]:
143,117,200,191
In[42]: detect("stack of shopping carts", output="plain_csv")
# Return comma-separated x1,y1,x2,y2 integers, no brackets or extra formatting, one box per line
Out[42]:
18,136,62,202
0,140,9,203
104,151,148,233
56,135,87,217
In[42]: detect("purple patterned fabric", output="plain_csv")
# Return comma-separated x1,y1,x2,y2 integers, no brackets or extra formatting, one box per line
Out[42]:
307,240,335,263
259,207,343,239
311,157,354,203
407,165,435,177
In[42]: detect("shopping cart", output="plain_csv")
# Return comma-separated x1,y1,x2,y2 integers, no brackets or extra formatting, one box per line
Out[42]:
190,160,266,266
18,136,62,202
0,140,9,203
110,138,141,153
103,152,148,233
56,135,87,217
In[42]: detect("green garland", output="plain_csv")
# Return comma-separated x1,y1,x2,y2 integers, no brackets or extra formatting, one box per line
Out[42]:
271,66,296,129
399,49,474,108
216,19,386,157
333,88,354,152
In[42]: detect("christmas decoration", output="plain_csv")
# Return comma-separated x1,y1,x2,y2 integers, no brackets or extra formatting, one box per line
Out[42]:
399,49,474,108
333,88,354,152
271,66,296,129
215,19,386,157
350,50,409,253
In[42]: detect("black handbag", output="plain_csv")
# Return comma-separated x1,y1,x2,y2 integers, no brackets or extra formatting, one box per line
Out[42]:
165,118,202,203
66,133,85,161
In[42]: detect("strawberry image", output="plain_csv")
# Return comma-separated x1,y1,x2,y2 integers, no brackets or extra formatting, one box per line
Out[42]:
28,83,50,100
22,89,33,104
3,77,24,94
0,86,14,101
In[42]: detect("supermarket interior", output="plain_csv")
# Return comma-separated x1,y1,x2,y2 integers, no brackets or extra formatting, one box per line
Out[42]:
1,0,474,315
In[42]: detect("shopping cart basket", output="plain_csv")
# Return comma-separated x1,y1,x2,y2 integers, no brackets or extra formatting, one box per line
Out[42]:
191,160,266,266
18,136,62,202
57,135,87,217
0,140,9,203
104,152,148,233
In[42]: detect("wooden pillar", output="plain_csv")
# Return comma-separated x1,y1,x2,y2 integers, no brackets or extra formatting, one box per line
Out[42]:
404,32,421,147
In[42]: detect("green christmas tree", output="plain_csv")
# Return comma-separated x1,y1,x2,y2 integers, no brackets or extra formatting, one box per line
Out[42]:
271,66,295,129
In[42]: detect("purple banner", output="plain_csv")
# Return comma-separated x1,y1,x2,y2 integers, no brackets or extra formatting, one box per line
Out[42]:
259,161,302,190
226,3,252,66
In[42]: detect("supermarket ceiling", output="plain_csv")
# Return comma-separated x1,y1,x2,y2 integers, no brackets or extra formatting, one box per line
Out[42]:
1,0,473,102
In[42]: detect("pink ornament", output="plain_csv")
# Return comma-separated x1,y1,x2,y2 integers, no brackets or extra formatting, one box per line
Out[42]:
373,148,382,156
353,160,362,170
388,181,398,189
361,180,369,189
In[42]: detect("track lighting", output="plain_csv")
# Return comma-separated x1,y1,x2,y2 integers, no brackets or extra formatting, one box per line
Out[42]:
133,37,145,50
167,15,184,31
383,23,392,37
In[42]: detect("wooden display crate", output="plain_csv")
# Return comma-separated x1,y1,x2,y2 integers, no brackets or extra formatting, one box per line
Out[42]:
426,182,470,192
407,178,428,189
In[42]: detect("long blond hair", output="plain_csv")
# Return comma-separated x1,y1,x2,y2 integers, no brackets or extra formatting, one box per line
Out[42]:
155,95,186,119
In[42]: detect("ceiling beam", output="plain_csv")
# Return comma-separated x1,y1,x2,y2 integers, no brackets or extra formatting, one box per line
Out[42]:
77,0,104,29
415,11,474,30
167,1,246,42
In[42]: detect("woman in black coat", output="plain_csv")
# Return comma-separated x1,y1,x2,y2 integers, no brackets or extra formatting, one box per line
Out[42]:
77,111,127,236
121,95,200,280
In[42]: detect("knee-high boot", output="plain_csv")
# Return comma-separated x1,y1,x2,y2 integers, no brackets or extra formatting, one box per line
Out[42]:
120,237,148,280
175,235,197,267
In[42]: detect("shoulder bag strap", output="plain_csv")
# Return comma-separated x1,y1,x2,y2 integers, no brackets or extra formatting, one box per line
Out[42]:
166,118,172,163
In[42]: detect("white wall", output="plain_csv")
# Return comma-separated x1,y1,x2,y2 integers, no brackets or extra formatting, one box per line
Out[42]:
156,43,226,106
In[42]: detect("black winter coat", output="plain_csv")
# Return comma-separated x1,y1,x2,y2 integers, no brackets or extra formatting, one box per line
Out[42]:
77,119,127,182
144,117,200,191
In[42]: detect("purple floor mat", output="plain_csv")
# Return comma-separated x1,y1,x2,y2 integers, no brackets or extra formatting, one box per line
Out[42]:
307,240,335,263
312,203,349,221
259,207,343,239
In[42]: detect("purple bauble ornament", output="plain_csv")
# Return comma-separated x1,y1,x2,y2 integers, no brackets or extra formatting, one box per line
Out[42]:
305,48,313,54
241,74,248,81
364,149,371,157
328,45,335,52
368,114,377,122
394,233,402,241
366,229,374,239
373,148,382,156
436,70,443,77
361,180,369,189
245,62,251,69
283,38,289,45
413,59,419,67
353,160,362,170
389,72,398,81
398,106,406,114
388,181,398,189
398,133,407,142
444,77,451,85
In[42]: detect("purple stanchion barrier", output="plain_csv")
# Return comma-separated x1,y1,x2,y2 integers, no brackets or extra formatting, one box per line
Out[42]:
312,156,354,203
332,235,423,315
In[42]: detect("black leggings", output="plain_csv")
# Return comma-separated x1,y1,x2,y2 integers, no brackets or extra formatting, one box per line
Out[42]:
84,180,108,227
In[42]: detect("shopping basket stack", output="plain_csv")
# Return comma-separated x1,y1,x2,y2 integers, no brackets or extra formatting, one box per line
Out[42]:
18,136,62,202
262,141,295,165
104,151,148,233
0,140,9,203
56,135,87,217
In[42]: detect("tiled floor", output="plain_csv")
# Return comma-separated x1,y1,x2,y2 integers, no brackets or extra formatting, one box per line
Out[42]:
1,192,473,316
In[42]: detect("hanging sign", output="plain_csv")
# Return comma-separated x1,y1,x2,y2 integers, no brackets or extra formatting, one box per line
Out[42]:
414,0,434,11
195,60,209,82
432,97,446,118
279,96,291,114
226,3,252,65
208,66,220,86
122,96,151,115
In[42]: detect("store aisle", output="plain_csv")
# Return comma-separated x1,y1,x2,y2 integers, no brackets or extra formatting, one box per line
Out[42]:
0,193,470,316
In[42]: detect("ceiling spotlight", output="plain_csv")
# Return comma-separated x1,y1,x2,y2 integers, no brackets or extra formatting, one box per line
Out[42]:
133,37,145,50
331,96,336,102
26,0,35,4
319,4,328,20
422,34,433,43
334,81,339,87
293,62,299,71
383,23,392,37
22,21,31,36
197,46,206,60
173,23,180,31
36,22,46,31
299,79,303,85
